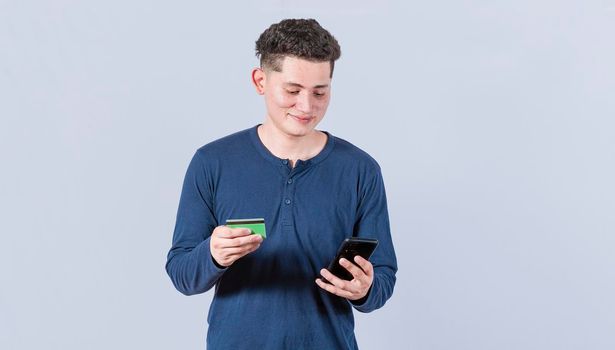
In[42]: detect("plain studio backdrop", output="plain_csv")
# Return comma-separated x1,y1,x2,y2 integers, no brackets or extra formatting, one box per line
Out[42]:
1,1,614,349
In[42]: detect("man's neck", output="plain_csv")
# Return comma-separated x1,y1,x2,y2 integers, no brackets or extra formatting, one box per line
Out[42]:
257,123,327,168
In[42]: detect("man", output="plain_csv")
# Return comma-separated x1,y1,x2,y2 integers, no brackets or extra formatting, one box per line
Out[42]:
166,18,397,349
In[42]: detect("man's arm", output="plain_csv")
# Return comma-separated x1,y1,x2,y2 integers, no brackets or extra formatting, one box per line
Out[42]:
348,164,398,312
315,162,398,312
165,150,225,296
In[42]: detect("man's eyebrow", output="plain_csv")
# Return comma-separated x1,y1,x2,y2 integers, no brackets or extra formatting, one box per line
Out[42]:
283,82,330,89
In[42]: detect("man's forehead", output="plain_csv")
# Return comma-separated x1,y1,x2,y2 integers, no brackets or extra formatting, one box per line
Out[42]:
266,56,331,85
283,81,330,89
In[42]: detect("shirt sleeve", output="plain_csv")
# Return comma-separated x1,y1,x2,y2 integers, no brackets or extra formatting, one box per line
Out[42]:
350,163,398,312
165,150,226,296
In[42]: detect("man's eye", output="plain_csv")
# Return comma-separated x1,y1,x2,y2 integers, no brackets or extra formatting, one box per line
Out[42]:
314,92,325,97
287,90,300,95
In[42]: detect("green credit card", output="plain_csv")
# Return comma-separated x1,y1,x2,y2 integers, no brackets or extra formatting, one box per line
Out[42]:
225,218,266,238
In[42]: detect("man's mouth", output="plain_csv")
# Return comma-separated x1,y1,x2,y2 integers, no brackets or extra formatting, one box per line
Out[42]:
289,113,313,123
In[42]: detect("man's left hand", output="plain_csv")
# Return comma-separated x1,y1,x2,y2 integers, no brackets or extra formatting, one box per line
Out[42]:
315,255,374,301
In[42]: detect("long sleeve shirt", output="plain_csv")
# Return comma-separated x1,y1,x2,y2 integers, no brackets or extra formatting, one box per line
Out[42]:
166,125,398,349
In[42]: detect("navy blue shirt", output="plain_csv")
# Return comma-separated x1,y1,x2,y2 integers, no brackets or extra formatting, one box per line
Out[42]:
166,126,397,349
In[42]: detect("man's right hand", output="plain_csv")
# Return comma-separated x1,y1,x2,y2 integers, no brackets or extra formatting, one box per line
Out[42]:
210,225,263,267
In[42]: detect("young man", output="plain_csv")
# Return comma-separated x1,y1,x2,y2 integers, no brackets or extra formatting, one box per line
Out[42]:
166,19,397,349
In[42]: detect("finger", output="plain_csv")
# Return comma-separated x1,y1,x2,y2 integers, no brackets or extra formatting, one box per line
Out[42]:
234,239,263,255
219,234,263,248
219,243,260,256
221,243,261,262
216,227,252,238
353,255,374,277
228,227,254,237
236,242,261,256
242,241,262,254
315,278,353,299
319,268,356,292
339,258,366,280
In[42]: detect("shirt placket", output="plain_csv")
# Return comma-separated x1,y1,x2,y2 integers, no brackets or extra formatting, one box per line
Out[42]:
279,159,307,229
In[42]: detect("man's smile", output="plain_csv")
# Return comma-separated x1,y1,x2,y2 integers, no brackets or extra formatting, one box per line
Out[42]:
288,113,314,123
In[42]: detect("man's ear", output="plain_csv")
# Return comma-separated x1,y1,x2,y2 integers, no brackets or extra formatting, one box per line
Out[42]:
252,68,266,95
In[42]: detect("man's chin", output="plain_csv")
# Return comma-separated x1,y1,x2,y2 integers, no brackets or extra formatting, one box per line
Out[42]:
281,120,317,136
265,118,321,139
287,125,319,138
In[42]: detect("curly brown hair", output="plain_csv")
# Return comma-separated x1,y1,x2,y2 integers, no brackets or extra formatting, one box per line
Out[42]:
255,19,341,78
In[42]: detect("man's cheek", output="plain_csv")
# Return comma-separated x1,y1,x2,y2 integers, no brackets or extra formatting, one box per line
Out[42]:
276,96,294,108
315,100,329,114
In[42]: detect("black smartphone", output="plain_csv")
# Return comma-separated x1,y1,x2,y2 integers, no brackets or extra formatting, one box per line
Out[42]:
326,237,379,281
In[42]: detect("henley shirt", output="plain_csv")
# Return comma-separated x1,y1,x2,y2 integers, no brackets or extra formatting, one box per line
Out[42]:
166,125,398,349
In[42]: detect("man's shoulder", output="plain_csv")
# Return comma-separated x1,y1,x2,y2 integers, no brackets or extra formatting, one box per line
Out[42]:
330,133,381,172
194,127,254,159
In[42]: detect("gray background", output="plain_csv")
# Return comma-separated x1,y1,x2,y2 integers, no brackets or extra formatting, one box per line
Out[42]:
1,1,614,349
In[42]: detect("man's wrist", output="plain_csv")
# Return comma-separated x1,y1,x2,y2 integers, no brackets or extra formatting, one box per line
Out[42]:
349,285,372,306
211,254,227,270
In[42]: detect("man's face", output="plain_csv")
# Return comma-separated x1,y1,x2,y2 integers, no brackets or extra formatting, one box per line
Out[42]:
256,56,332,138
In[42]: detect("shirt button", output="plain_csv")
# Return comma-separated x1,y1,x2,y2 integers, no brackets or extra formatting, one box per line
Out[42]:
287,178,293,184
282,160,288,165
284,199,291,205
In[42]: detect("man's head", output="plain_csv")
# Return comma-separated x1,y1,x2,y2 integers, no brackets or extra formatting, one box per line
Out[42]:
255,19,341,78
252,19,341,139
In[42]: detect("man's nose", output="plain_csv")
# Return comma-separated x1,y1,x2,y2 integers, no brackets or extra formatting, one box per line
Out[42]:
294,92,314,114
